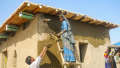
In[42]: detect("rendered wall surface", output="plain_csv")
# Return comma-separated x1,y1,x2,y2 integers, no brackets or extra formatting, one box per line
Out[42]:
35,14,62,68
0,53,2,68
70,20,110,68
0,15,38,68
38,14,110,68
0,14,110,68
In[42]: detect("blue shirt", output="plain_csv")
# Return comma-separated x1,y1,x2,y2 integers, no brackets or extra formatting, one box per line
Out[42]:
61,20,68,31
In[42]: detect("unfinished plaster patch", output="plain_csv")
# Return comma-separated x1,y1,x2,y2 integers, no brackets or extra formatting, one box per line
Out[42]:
38,33,50,41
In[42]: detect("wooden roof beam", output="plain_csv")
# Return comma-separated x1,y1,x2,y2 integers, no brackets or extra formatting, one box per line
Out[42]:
105,24,118,29
89,20,98,24
55,9,62,16
70,14,77,19
81,16,92,23
79,15,86,22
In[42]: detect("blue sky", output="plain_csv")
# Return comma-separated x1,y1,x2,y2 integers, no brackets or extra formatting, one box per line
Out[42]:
0,0,120,43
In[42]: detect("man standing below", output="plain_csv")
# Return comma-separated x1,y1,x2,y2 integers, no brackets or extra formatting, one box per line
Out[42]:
25,46,48,68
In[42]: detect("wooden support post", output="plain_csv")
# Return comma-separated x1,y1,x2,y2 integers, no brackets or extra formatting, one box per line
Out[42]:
19,12,34,20
6,25,19,32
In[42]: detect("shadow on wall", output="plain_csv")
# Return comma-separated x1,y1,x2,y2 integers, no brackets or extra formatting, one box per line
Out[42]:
40,50,62,68
69,20,109,47
0,13,110,53
43,14,110,47
44,14,61,33
79,43,88,63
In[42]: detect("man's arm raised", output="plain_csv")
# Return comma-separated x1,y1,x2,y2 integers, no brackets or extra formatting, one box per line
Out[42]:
40,46,48,58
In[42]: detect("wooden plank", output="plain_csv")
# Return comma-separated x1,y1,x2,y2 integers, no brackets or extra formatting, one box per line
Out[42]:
19,2,38,13
44,6,56,14
48,9,57,15
78,15,86,22
23,5,37,13
54,9,63,16
64,12,75,19
104,22,118,28
73,15,83,20
94,21,105,25
113,25,119,28
81,16,91,23
13,16,23,25
33,5,55,14
89,20,99,24
32,5,44,13
8,15,20,25
104,23,112,28
105,24,118,29
70,14,77,19
17,18,28,25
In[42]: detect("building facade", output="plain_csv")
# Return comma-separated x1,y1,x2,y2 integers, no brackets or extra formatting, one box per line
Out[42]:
0,2,118,68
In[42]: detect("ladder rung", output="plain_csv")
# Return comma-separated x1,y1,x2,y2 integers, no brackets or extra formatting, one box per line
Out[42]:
63,62,81,65
59,49,63,52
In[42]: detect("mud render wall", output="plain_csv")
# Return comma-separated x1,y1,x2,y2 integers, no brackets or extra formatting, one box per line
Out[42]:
0,14,110,68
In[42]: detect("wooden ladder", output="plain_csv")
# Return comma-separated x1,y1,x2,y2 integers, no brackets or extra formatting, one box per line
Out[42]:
57,40,81,68
49,34,81,68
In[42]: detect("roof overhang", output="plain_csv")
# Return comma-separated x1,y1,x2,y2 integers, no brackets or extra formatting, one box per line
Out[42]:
0,1,119,33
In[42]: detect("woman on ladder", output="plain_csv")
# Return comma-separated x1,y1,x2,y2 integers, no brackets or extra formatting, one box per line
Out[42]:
57,14,76,62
